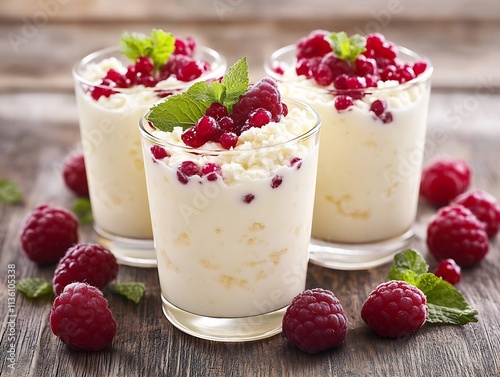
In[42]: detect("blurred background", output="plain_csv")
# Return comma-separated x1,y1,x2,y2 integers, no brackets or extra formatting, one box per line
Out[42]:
1,0,498,90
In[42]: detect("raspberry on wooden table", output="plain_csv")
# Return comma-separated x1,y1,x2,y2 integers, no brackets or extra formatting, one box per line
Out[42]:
361,280,428,338
62,151,89,198
53,243,119,296
419,158,471,207
452,189,500,238
50,282,116,351
426,204,489,267
282,288,348,354
20,204,79,264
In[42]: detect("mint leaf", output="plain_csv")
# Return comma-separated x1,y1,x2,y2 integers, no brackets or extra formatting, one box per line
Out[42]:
388,249,428,280
221,57,249,112
120,29,175,70
110,282,146,304
387,249,479,325
147,88,213,132
147,58,250,132
16,278,53,298
71,197,93,225
424,280,479,325
326,32,366,63
0,179,23,204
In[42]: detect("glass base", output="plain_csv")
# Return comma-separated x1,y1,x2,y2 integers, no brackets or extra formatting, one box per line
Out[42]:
161,295,285,342
309,229,414,270
95,225,156,268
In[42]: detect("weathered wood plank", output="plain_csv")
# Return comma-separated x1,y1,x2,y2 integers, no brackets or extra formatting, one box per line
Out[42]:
0,0,498,22
1,20,500,92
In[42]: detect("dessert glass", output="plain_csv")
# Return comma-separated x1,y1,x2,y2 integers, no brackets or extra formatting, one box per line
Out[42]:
265,44,433,270
139,98,321,341
73,46,226,267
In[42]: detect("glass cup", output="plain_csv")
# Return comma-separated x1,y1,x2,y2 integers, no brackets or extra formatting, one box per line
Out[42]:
139,98,321,341
73,46,226,267
265,44,433,270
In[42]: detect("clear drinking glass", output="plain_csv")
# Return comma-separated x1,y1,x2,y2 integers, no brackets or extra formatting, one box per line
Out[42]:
139,98,321,341
73,46,226,267
265,44,433,270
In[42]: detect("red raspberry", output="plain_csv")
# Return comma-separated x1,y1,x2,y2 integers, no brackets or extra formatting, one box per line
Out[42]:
296,29,331,60
426,204,489,267
282,288,348,354
231,77,283,128
20,204,79,264
420,158,471,206
433,259,461,285
361,281,428,338
53,243,119,296
50,282,116,351
452,189,500,238
62,151,89,197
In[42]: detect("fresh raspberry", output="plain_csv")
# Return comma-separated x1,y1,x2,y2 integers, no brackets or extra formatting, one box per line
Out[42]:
296,29,331,60
53,243,119,296
20,204,79,264
426,204,489,267
62,151,89,198
361,281,428,338
420,158,471,206
433,259,461,285
231,77,283,127
282,288,348,354
50,282,116,351
452,189,500,238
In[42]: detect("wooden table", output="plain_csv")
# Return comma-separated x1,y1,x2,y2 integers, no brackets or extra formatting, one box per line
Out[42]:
1,2,499,376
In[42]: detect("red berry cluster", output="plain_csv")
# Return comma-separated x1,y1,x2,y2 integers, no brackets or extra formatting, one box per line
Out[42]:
422,158,500,267
275,30,429,119
180,77,287,150
91,36,210,100
151,76,292,186
294,30,427,90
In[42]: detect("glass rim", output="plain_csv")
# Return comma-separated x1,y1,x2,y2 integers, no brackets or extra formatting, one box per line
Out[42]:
139,97,321,156
264,44,433,94
72,45,227,92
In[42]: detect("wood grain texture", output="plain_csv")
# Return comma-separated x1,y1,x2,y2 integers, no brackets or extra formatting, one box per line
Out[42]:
1,3,500,375
1,92,499,377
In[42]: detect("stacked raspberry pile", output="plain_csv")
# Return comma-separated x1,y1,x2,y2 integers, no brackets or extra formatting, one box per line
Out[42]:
421,158,500,267
180,77,287,150
294,30,427,90
91,36,210,100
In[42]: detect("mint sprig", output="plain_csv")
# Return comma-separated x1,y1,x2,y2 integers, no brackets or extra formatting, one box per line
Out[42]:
0,179,23,204
326,32,366,64
110,282,146,304
388,249,478,325
16,278,53,298
147,57,248,132
120,29,175,70
71,197,93,225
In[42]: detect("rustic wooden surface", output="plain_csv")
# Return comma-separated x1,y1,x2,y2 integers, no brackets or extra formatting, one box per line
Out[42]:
1,2,500,376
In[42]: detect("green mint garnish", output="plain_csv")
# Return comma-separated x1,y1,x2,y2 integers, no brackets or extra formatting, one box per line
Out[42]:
388,249,478,325
120,29,175,70
16,278,53,298
326,32,366,64
0,179,23,204
147,57,248,132
71,197,93,225
110,282,146,304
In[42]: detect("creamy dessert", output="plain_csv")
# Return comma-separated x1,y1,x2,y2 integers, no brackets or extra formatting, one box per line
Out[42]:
73,29,226,265
267,31,432,248
140,58,320,322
